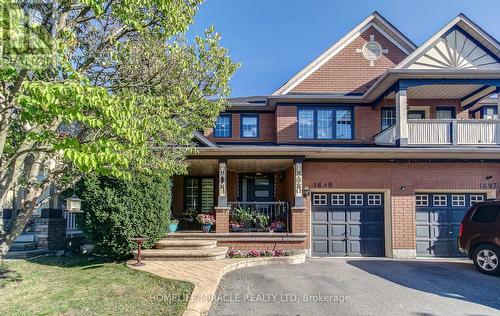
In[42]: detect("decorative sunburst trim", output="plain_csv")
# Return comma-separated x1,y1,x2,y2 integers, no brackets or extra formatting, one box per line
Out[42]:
409,29,500,69
356,35,389,66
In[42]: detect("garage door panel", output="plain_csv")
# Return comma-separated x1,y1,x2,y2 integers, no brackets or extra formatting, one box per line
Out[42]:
451,210,466,222
417,241,432,256
416,210,430,222
331,241,347,255
416,225,430,238
312,193,384,257
330,224,346,237
366,208,383,221
436,225,449,240
349,210,361,222
313,240,329,255
331,210,346,221
312,210,328,222
433,240,449,256
365,224,383,238
435,210,448,223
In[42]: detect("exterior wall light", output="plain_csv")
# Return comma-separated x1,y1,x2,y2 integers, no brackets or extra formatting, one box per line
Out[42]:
400,186,407,192
303,186,311,197
65,195,83,213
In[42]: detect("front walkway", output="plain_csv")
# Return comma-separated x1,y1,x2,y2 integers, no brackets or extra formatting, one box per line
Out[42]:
127,254,305,316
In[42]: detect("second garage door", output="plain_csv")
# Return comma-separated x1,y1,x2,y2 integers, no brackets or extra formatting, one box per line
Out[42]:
311,193,385,257
416,193,486,257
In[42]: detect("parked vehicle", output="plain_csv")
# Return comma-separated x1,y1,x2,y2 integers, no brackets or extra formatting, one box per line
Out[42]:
458,201,500,275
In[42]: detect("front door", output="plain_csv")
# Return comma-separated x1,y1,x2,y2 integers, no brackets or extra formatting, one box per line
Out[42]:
239,174,274,202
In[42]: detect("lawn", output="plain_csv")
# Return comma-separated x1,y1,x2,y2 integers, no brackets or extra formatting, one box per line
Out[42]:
0,255,193,316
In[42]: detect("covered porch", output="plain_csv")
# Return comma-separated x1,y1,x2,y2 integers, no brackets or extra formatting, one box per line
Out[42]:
172,157,306,237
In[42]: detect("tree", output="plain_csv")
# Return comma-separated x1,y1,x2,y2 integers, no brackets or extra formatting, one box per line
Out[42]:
0,0,238,256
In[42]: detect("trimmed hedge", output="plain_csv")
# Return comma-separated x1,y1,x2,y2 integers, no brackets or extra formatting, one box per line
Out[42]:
78,174,172,259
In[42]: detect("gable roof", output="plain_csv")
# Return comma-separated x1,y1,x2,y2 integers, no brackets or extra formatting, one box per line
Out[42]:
396,14,500,69
272,11,417,95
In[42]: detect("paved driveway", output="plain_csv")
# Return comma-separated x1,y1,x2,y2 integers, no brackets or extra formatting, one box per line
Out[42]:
210,258,500,316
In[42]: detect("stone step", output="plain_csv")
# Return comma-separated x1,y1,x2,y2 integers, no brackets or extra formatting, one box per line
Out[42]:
136,247,228,261
154,239,217,250
10,242,36,251
5,249,47,259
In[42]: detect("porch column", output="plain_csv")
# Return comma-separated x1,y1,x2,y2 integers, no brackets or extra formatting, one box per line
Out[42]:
395,87,408,146
215,158,229,233
497,89,500,118
294,158,304,207
217,159,227,207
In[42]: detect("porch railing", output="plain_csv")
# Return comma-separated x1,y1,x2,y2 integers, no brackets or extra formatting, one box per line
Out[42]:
228,201,290,233
375,119,500,146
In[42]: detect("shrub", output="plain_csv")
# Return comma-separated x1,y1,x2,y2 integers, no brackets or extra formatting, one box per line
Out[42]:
77,173,172,259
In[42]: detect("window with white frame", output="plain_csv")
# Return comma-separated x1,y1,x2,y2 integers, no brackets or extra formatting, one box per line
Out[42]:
313,194,327,205
331,194,345,205
350,194,363,205
416,194,429,206
470,195,485,206
368,194,382,205
381,107,396,130
452,195,466,207
433,195,447,206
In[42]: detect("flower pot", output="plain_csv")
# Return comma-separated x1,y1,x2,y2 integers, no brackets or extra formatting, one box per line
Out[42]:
168,223,178,233
201,224,212,233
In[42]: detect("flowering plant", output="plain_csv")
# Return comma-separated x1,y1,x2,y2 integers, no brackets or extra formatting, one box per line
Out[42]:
227,249,243,258
247,249,261,257
269,220,286,232
197,214,216,225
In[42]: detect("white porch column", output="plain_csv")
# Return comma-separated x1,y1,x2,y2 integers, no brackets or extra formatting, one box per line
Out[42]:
294,158,304,207
497,90,500,119
217,158,227,207
396,88,408,146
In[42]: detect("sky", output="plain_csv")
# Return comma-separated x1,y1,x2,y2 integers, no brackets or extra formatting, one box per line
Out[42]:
187,0,500,97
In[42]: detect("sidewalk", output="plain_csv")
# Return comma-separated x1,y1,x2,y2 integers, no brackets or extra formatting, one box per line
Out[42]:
127,253,306,316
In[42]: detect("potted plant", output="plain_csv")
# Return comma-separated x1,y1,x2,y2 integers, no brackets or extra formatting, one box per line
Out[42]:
183,209,198,222
197,214,216,233
232,207,254,228
168,219,179,233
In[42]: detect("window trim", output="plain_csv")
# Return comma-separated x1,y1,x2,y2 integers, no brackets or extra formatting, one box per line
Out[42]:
435,106,456,119
213,114,232,138
297,106,354,140
481,106,498,120
240,114,259,138
381,106,396,131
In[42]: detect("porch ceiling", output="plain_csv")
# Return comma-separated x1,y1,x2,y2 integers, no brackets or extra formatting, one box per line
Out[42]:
187,158,294,175
227,159,293,173
385,84,483,100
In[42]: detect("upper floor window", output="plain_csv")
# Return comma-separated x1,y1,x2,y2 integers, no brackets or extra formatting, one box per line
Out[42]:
214,114,232,138
298,107,353,140
240,114,259,138
436,107,455,119
483,107,498,120
381,107,396,130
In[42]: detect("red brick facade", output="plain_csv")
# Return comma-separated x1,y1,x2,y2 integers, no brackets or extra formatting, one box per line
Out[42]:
290,26,408,95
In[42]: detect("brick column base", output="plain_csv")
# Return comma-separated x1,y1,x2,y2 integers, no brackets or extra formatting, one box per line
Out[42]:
35,208,67,251
215,207,230,233
290,207,307,233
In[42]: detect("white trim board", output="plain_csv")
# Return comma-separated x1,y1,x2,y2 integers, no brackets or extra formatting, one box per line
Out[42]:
273,12,416,96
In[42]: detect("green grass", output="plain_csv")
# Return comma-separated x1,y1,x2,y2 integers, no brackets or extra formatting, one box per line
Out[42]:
0,255,193,316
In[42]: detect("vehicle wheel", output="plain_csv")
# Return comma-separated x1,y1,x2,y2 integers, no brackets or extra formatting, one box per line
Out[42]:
473,245,500,276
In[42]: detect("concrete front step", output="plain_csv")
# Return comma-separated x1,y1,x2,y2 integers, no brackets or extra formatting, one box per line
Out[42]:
136,247,228,261
10,242,37,251
5,249,47,259
154,239,217,250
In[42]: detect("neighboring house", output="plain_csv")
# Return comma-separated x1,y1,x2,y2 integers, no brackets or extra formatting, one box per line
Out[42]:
172,11,500,259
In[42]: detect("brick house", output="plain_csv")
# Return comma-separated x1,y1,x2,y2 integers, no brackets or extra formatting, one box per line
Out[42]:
172,12,500,259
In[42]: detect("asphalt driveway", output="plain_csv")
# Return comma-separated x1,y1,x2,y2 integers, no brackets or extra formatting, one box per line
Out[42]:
210,258,500,316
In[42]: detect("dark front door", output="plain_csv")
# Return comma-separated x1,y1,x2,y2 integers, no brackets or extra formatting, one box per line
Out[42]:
239,174,274,202
416,193,486,257
311,193,385,257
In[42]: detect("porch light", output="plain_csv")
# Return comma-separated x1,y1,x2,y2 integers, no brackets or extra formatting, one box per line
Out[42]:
303,186,311,197
65,194,82,213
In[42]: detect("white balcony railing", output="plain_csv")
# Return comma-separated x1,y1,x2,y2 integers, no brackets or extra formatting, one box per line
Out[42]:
374,119,500,146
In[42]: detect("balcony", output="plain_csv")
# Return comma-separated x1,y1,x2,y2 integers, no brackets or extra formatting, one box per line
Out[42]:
375,119,500,146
